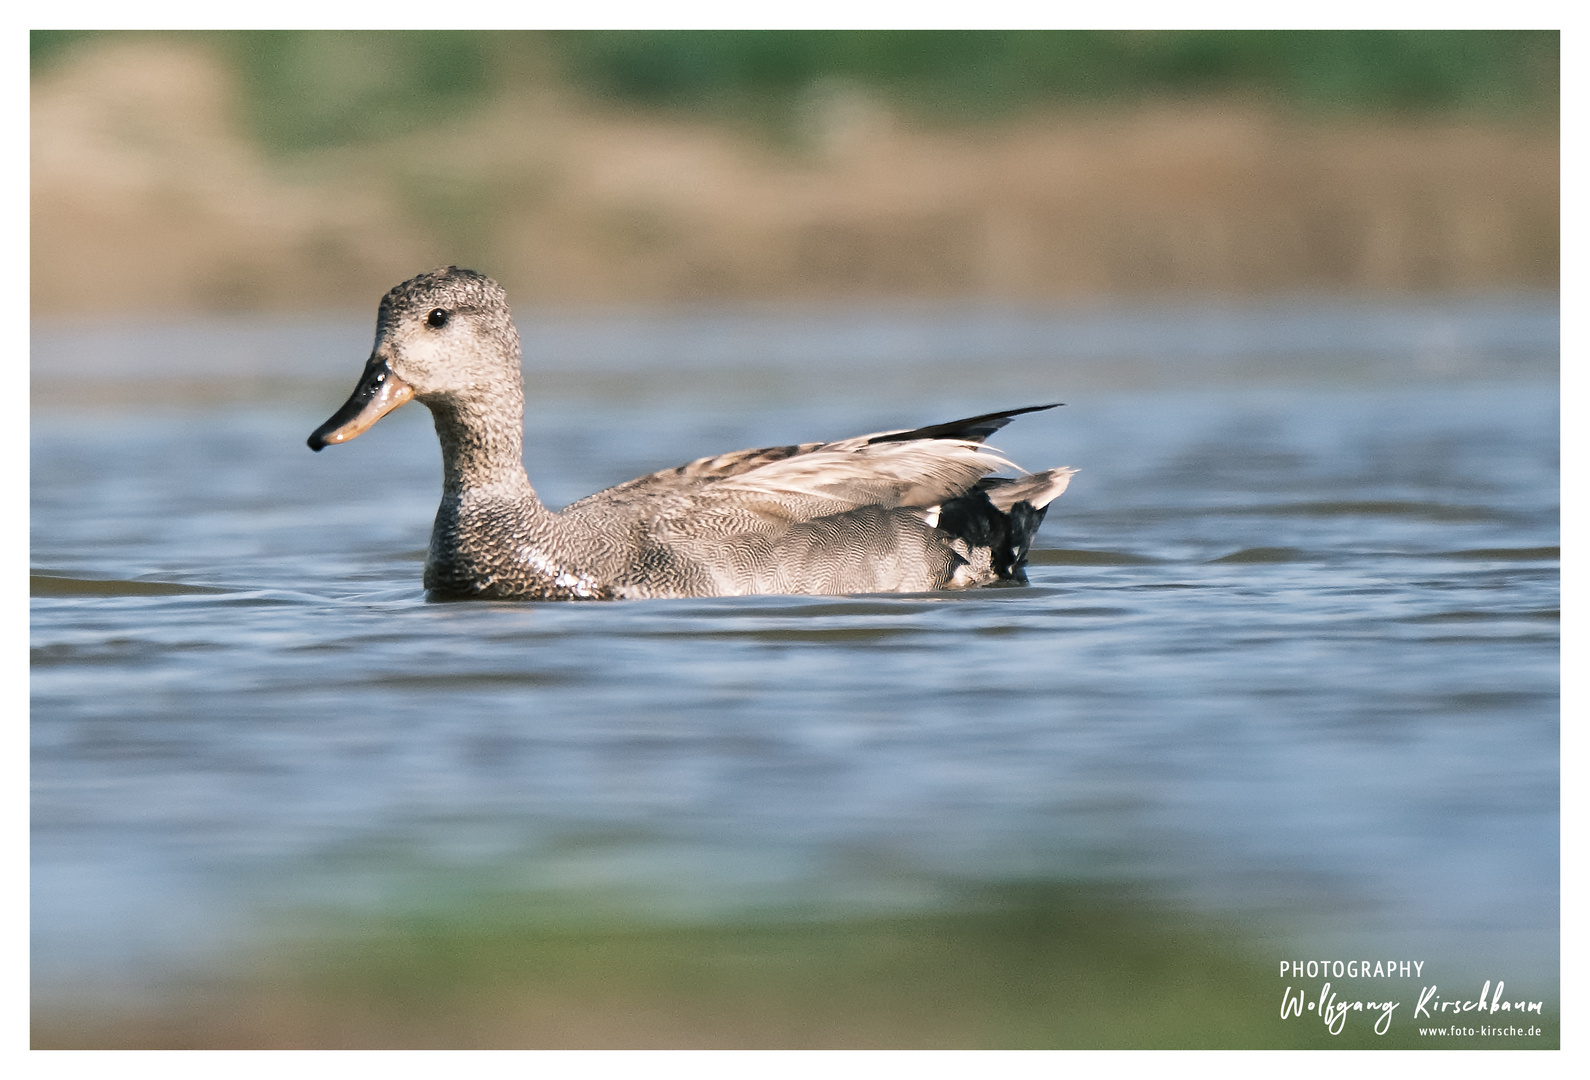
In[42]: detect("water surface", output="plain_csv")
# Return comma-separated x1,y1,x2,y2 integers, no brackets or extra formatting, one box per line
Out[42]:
31,298,1559,1043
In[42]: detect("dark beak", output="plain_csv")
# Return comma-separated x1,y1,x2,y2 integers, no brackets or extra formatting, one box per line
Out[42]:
307,357,415,451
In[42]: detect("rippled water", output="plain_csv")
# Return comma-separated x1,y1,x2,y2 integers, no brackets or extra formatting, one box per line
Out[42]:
31,299,1559,1021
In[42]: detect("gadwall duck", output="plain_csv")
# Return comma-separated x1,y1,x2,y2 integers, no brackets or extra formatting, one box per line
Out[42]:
309,267,1076,600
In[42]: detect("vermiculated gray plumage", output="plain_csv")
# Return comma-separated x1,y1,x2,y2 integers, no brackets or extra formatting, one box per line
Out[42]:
309,267,1077,600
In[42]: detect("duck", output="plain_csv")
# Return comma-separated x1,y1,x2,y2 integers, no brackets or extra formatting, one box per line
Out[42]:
308,267,1076,600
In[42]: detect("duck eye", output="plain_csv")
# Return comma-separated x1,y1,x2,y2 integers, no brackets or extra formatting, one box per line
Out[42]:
426,308,450,328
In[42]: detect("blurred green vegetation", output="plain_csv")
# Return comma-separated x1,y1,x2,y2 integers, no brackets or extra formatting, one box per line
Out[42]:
281,884,1301,1048
30,880,1561,1048
31,30,1559,154
276,886,1556,1049
554,29,1559,120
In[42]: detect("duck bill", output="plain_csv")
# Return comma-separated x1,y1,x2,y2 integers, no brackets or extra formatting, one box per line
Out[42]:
307,359,414,451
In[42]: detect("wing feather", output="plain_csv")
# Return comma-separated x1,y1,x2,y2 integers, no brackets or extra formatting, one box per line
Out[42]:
562,405,1053,527
709,439,1016,509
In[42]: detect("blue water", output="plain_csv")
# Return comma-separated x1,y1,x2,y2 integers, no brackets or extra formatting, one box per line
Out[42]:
31,299,1559,1005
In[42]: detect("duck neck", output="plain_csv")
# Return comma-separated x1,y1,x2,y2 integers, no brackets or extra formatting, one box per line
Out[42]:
422,387,596,598
427,391,537,500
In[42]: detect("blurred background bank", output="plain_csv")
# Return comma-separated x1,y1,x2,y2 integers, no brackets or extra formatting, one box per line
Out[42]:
30,30,1558,317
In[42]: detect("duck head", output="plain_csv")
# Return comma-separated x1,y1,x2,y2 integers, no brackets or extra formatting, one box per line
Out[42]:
308,267,522,451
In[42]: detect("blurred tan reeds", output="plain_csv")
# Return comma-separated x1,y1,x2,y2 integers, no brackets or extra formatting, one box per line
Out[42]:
31,36,1558,318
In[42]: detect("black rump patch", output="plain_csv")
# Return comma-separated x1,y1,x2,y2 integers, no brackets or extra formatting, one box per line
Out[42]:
935,479,1049,581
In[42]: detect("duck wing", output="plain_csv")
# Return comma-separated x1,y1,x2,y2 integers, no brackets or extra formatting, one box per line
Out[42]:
698,437,1015,518
564,404,1060,518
